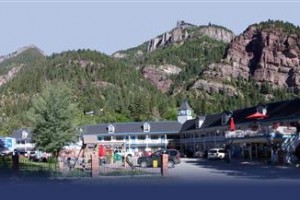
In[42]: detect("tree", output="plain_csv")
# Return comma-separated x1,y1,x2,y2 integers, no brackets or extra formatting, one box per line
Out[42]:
29,83,78,161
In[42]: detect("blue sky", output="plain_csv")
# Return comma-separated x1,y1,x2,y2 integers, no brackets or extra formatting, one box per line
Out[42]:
0,1,300,56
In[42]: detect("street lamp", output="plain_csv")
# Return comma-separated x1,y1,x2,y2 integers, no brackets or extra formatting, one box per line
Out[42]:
215,130,219,147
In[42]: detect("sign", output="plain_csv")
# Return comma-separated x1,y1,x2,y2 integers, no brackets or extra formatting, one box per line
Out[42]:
5,138,12,148
0,137,16,152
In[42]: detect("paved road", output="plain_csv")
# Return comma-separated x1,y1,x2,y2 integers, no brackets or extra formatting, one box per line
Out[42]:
3,158,300,199
168,158,300,185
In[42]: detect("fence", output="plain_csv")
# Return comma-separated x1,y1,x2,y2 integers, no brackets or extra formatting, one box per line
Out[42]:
0,154,167,179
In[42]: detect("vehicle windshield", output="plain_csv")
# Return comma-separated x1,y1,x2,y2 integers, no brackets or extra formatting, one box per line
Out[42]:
209,150,217,153
152,151,161,156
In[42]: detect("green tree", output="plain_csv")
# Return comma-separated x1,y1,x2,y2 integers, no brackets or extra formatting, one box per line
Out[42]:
29,83,78,162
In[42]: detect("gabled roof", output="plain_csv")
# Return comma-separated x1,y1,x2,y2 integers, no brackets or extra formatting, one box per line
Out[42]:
181,113,222,132
82,121,182,136
10,128,32,141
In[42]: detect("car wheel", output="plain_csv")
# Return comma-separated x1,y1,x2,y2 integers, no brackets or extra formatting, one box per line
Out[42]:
140,161,148,168
168,160,175,168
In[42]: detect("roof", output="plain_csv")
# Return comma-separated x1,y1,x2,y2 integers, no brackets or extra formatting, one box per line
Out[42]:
82,121,182,136
178,99,192,111
181,113,222,132
10,128,32,141
182,98,300,132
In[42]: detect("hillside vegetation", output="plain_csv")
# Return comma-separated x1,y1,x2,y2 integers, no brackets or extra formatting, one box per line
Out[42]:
0,20,299,135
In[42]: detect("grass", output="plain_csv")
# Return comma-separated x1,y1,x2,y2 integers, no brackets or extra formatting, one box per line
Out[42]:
99,168,157,176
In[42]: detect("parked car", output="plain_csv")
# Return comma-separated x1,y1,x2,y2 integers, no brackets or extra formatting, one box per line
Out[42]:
194,150,208,158
28,150,49,162
137,149,181,168
207,148,226,160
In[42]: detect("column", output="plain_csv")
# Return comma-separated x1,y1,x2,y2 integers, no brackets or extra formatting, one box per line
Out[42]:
161,154,168,176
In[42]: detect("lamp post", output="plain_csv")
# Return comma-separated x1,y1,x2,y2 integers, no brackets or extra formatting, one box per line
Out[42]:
215,130,219,148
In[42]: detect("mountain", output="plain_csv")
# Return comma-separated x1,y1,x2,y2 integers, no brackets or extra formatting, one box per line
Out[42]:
0,48,176,135
114,20,298,113
113,21,234,94
0,20,299,135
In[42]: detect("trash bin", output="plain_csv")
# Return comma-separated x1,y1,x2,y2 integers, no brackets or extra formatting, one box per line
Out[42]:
152,160,158,168
114,153,122,162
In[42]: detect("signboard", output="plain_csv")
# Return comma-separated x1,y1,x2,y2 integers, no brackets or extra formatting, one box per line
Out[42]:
0,137,16,153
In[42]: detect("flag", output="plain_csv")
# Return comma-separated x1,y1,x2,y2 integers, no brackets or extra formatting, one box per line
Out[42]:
229,117,235,131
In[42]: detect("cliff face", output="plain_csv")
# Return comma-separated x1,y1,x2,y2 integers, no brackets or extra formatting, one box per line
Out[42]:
147,21,194,52
202,25,300,91
142,64,182,93
147,21,234,52
191,25,235,43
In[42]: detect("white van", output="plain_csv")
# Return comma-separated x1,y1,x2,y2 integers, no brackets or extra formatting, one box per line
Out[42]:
207,148,226,160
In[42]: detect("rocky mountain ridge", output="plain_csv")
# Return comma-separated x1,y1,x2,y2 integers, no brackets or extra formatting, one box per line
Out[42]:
202,23,300,92
0,45,45,64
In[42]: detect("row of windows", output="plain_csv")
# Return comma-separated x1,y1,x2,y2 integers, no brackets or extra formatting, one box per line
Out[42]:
98,135,164,141
183,131,225,139
107,123,151,133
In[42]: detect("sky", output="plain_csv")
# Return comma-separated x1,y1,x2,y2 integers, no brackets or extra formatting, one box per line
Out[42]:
0,0,300,56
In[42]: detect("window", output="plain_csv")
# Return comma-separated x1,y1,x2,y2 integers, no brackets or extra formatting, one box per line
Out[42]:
125,135,131,140
97,135,103,141
143,122,150,132
196,116,205,128
187,110,191,115
103,136,110,141
221,111,232,125
116,136,124,140
257,104,267,115
21,130,28,139
151,135,159,140
138,135,146,140
108,124,115,134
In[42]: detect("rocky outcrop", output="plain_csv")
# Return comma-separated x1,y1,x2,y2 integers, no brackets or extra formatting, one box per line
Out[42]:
147,21,195,52
191,79,239,96
192,25,235,43
147,22,235,52
142,64,182,93
0,66,22,87
202,24,300,91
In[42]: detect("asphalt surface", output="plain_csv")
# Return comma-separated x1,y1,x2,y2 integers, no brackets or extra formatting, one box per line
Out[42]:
2,158,300,199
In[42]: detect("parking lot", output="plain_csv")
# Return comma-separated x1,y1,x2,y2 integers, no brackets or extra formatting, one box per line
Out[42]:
168,158,300,185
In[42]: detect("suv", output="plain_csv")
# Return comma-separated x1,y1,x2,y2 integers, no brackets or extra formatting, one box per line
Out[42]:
137,149,181,168
207,148,226,160
29,150,48,162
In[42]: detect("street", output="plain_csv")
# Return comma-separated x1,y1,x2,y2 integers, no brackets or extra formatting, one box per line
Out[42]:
2,158,300,199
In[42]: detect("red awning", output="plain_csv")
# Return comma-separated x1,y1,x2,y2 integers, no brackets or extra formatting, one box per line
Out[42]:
229,117,235,131
246,112,268,119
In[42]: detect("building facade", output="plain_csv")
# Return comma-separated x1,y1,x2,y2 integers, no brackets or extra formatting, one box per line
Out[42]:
81,100,193,155
180,99,300,162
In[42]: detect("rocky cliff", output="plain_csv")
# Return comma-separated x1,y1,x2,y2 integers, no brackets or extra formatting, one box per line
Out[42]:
147,21,234,52
147,21,194,52
202,23,300,92
142,64,182,93
190,25,235,43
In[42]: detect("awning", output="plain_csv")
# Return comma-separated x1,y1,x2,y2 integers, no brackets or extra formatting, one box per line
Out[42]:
246,112,269,120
